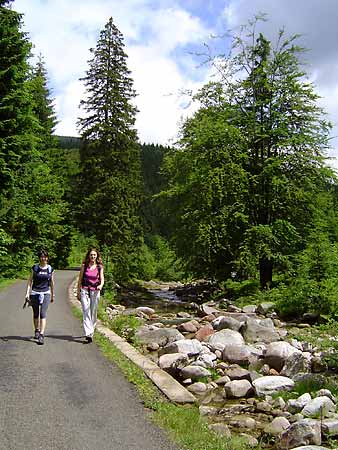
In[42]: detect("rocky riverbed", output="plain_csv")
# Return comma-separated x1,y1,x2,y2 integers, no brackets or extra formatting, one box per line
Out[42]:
106,284,338,449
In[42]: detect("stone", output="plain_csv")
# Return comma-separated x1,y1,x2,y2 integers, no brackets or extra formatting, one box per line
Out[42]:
135,306,155,316
253,375,295,397
180,365,211,380
223,379,253,398
208,423,231,437
242,304,257,313
321,418,338,436
215,375,231,385
195,324,214,342
135,326,184,346
222,344,252,366
159,338,203,356
224,366,251,381
278,419,322,449
291,447,329,450
264,341,301,371
207,329,245,351
211,315,242,332
256,302,276,315
264,416,290,435
228,415,256,430
301,396,336,418
147,342,160,351
177,321,198,333
281,351,312,378
158,352,189,373
287,393,312,414
187,382,207,394
316,389,336,403
241,317,280,343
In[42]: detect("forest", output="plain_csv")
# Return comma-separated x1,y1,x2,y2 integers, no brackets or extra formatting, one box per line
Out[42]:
1,0,338,323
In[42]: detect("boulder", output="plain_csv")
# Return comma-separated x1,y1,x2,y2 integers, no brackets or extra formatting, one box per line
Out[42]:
223,379,253,398
135,326,184,346
158,353,189,377
241,318,280,343
159,338,203,356
281,351,312,378
264,341,301,371
207,329,244,351
180,365,211,380
195,324,214,342
222,344,252,366
301,396,336,418
253,375,294,397
277,419,322,449
211,316,242,332
264,416,290,435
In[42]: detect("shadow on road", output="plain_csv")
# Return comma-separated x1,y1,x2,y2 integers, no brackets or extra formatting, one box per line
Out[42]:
0,335,33,342
46,334,86,344
0,335,86,344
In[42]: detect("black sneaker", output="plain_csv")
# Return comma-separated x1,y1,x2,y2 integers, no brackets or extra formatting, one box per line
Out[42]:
34,329,40,340
85,336,92,343
37,334,44,345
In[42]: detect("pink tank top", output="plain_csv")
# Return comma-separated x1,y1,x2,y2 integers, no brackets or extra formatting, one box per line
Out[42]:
82,265,100,290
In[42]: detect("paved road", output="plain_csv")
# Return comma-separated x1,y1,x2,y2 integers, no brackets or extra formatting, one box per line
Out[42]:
0,270,178,450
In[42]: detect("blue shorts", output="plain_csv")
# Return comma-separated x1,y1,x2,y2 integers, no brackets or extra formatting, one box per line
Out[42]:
30,293,51,319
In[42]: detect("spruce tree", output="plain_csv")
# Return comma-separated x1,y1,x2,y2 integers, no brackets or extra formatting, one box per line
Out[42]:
28,54,58,152
77,17,142,278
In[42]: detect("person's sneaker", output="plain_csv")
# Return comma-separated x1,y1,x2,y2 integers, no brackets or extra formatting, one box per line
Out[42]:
37,334,44,345
85,336,92,343
34,329,40,340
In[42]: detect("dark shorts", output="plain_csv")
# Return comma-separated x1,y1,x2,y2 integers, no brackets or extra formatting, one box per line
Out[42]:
30,293,51,319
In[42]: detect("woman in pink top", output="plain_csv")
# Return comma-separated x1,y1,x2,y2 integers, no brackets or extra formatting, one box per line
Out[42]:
77,247,104,343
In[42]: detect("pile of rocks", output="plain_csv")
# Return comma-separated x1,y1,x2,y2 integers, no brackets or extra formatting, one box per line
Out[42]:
106,300,338,449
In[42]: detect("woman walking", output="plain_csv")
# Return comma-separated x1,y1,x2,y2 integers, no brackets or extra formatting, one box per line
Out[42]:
25,249,55,345
77,247,104,343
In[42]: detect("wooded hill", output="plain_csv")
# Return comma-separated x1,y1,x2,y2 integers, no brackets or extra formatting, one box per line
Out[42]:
1,1,338,321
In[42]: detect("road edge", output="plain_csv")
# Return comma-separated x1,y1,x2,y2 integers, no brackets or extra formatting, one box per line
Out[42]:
67,277,196,404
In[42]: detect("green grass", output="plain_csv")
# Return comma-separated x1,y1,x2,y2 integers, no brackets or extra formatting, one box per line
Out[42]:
0,277,20,290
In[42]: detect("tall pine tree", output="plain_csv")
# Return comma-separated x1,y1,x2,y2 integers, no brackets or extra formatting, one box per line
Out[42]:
77,17,142,279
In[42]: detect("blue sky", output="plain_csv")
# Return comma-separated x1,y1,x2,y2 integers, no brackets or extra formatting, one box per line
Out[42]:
13,0,338,167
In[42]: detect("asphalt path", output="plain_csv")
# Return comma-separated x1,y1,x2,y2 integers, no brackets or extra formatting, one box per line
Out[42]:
0,270,179,450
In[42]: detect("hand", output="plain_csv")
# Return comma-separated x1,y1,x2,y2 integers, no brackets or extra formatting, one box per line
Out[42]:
77,292,81,301
51,296,54,303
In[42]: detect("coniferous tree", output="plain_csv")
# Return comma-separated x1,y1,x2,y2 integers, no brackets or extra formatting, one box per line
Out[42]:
28,54,58,152
77,17,142,279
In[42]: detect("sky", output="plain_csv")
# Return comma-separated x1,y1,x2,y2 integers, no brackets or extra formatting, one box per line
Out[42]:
13,0,338,166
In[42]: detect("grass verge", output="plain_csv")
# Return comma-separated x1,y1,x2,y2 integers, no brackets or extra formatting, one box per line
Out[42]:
93,332,254,450
72,296,256,450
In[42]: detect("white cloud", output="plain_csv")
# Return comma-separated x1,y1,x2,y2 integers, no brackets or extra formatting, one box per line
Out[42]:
15,0,211,143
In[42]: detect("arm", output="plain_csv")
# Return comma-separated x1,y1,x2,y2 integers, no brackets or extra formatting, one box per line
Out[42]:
50,272,55,303
97,266,104,291
25,272,33,299
77,264,84,300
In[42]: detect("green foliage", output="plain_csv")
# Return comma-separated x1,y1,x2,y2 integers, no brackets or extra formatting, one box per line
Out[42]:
108,314,142,343
276,234,338,319
126,234,184,281
160,19,334,289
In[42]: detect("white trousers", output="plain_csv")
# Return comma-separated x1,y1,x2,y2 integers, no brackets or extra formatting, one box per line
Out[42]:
80,288,100,337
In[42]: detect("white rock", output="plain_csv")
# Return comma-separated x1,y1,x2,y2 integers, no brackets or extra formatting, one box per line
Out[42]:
253,375,295,397
207,329,244,351
301,396,336,418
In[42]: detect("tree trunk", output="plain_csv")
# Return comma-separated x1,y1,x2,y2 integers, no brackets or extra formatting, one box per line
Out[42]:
259,257,273,290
